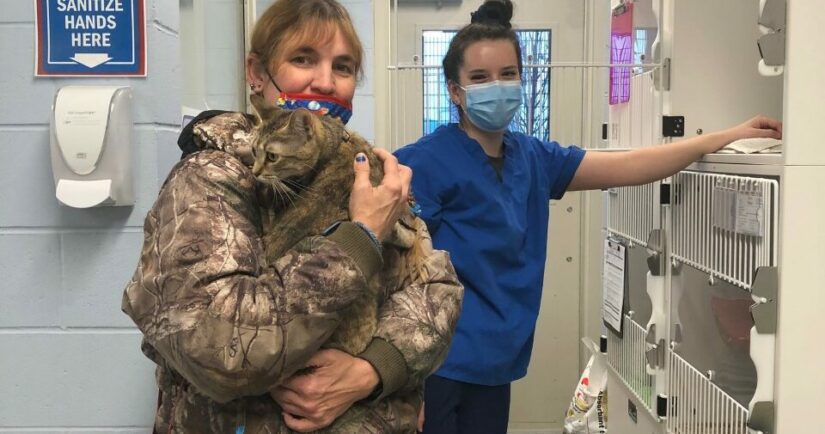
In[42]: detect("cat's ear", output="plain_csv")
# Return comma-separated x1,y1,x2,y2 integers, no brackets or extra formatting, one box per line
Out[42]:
250,94,275,123
293,109,325,141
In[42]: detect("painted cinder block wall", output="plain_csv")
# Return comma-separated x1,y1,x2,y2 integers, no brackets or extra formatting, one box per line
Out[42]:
0,1,374,431
0,0,179,431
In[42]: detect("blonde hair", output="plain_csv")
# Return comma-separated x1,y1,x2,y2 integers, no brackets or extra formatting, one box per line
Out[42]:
250,0,364,80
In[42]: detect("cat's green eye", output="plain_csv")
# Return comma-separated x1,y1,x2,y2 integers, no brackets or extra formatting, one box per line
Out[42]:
266,152,278,162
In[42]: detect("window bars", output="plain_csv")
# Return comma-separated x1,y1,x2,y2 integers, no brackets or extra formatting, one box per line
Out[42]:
420,30,552,139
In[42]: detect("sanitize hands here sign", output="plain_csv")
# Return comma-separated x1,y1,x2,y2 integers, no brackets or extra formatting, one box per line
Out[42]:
35,0,146,77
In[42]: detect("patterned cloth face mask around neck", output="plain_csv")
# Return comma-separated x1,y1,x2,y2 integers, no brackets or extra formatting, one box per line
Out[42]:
264,68,353,124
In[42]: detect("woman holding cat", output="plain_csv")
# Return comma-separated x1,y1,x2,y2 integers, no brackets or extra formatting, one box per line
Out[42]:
122,0,462,432
394,1,782,433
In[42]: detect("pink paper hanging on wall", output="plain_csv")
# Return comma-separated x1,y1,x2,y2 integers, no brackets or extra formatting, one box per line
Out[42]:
610,2,634,105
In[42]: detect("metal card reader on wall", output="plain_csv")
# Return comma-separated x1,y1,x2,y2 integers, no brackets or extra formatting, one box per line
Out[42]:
50,86,134,208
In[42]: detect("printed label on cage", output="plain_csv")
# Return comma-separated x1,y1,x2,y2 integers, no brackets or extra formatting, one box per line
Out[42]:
602,239,626,335
736,188,764,237
712,186,737,232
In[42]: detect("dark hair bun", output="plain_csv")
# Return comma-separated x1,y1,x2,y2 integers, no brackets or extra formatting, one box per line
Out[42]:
471,0,513,29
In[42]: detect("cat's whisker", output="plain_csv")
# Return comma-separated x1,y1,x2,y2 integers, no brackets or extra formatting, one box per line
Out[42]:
277,189,296,210
256,176,276,190
281,188,308,203
270,180,299,209
260,175,301,210
269,177,305,200
282,187,298,209
281,179,318,199
259,175,299,198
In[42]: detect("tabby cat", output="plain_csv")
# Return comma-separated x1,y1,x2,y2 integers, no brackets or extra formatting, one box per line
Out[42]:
249,94,426,356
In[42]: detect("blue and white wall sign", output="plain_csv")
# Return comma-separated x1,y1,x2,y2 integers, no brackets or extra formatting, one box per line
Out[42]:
35,0,146,77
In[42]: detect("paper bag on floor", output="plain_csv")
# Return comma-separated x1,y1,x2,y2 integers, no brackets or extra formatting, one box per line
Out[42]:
563,354,608,433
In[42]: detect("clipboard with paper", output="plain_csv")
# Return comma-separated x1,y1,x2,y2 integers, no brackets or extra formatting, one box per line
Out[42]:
602,238,628,337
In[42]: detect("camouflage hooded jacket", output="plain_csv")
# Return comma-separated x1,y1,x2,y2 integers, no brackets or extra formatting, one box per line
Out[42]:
121,112,463,433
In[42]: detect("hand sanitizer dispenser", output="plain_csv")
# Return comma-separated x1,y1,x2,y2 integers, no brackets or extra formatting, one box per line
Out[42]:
50,86,134,208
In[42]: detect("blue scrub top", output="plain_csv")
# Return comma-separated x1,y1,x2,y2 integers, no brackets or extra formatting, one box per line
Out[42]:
395,124,586,386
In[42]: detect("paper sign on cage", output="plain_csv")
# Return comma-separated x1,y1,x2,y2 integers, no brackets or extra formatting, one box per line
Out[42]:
602,238,627,336
610,2,633,105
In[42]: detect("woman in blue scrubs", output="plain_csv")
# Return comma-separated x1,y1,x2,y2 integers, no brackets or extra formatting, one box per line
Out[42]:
394,1,782,433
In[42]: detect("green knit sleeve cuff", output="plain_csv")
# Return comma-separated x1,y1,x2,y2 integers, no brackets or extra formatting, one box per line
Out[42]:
325,222,383,280
357,338,409,401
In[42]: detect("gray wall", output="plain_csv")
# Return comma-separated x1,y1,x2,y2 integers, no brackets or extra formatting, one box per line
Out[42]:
342,0,377,143
0,1,180,431
181,0,246,111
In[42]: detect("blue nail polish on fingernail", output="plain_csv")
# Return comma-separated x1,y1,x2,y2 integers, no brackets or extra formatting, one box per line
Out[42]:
356,155,366,163
410,203,422,217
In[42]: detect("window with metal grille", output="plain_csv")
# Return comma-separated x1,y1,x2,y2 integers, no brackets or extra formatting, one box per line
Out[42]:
633,27,657,74
421,29,552,140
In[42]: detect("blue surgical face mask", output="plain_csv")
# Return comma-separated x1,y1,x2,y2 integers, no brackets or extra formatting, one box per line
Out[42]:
460,80,523,132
